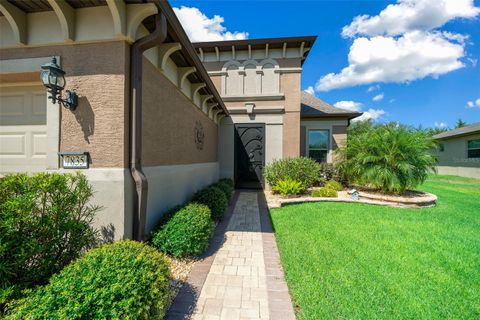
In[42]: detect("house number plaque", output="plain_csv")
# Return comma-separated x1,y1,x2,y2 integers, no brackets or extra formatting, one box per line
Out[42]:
59,152,89,169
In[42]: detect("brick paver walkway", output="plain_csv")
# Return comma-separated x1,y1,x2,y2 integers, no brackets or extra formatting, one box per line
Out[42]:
166,191,295,320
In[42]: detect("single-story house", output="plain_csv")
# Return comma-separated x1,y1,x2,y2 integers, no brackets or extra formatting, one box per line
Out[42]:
431,123,480,178
0,0,359,240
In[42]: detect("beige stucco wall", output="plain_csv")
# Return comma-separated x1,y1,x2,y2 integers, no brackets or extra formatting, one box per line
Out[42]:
436,133,480,168
300,119,349,163
435,133,480,179
141,58,218,166
0,41,130,168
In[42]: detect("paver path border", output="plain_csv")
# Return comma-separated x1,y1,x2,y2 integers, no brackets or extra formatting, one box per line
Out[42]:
166,191,295,320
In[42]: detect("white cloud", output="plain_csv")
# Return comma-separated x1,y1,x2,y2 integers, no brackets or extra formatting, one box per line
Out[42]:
373,93,385,101
333,100,363,112
317,0,479,91
352,108,386,122
367,84,381,92
435,121,448,128
317,31,466,91
304,86,315,95
467,99,480,108
342,0,480,38
173,6,248,42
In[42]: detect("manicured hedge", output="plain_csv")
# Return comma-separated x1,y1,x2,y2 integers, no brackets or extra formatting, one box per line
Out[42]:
5,241,171,319
192,186,228,221
212,180,234,201
0,172,98,305
152,203,214,258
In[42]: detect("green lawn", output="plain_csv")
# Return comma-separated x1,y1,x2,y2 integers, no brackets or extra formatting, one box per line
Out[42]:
270,175,480,319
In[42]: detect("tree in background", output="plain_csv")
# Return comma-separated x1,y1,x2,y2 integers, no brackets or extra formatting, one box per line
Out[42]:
455,119,467,129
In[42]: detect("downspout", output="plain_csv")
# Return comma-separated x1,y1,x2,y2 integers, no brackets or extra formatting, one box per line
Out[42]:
130,12,167,241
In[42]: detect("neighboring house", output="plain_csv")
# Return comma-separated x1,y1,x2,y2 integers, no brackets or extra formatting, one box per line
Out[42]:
194,38,361,188
431,123,480,179
0,0,359,240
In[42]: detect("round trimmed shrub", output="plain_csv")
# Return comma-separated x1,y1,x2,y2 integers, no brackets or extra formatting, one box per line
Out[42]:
312,187,338,198
152,203,214,257
264,157,321,190
219,178,234,188
213,181,234,201
192,186,228,221
5,241,171,319
324,180,343,191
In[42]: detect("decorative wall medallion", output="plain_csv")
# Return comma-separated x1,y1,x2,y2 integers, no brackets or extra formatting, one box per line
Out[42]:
194,121,205,150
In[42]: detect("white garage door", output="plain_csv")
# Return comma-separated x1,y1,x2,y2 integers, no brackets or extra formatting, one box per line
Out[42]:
0,86,47,173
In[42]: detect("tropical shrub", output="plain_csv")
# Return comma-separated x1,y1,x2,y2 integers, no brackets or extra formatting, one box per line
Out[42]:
264,157,321,190
336,123,437,193
212,180,234,201
325,180,343,191
0,172,98,305
192,186,228,221
152,204,185,235
5,241,171,319
312,187,338,198
272,179,304,197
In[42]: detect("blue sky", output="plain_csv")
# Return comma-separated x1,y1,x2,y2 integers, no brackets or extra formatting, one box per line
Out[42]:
170,0,480,128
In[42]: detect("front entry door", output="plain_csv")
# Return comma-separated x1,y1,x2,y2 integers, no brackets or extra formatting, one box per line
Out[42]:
234,124,265,189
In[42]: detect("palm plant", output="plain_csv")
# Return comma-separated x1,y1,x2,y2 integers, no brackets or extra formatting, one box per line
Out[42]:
336,123,438,194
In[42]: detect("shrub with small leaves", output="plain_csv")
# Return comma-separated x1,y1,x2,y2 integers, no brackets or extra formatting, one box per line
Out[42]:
212,181,234,201
312,187,338,198
192,186,228,221
264,157,321,190
152,203,214,257
219,178,234,188
5,241,171,319
0,172,99,306
325,180,343,191
272,179,304,197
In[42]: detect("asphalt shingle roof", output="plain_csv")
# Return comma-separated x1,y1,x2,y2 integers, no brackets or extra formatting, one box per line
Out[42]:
300,92,362,119
431,122,480,140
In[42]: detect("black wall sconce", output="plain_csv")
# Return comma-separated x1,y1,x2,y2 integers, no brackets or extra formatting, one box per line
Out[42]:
40,57,78,110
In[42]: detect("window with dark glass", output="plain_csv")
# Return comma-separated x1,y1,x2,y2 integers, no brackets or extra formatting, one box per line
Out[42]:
439,143,444,152
308,130,329,163
467,139,480,158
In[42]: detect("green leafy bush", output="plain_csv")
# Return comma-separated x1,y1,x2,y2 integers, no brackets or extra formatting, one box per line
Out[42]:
336,123,437,193
152,203,214,257
312,187,338,198
319,163,340,182
264,157,321,190
272,179,304,197
325,180,343,191
212,181,234,201
5,241,170,319
192,186,228,221
219,178,234,188
0,172,98,305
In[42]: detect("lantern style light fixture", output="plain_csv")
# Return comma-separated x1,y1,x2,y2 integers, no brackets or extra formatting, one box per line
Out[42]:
40,57,78,110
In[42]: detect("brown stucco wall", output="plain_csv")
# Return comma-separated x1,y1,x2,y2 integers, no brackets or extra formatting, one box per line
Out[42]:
0,41,130,168
141,58,218,166
281,72,301,157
